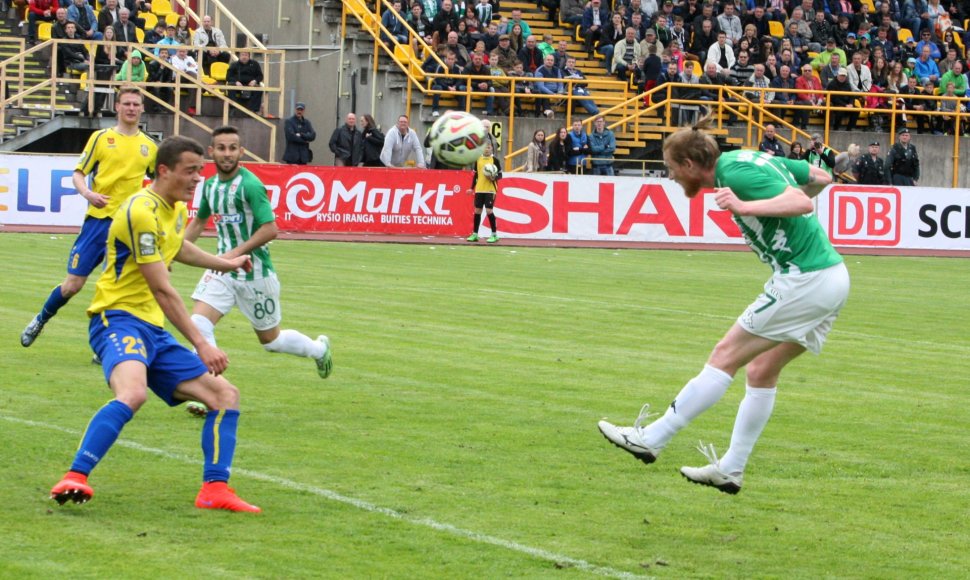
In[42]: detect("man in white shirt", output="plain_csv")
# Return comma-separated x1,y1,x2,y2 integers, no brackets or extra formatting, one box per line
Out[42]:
380,115,427,168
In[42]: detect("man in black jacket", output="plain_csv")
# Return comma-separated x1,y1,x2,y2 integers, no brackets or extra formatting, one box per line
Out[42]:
226,51,264,113
283,103,316,165
328,112,361,167
827,67,858,131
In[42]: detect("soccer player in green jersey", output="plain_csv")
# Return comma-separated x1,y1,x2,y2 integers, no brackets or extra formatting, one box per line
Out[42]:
599,119,850,494
183,126,332,416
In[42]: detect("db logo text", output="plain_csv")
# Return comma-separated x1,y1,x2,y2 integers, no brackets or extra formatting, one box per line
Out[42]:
827,186,901,246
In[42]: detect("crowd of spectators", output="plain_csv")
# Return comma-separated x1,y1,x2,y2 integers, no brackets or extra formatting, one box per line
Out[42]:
376,0,970,135
27,2,264,117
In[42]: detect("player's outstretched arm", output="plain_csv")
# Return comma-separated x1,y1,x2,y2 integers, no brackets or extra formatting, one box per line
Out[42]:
221,221,278,260
802,165,833,198
715,186,814,217
175,239,252,273
139,260,229,374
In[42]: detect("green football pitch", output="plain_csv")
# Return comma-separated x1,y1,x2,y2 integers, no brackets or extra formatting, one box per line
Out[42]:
2,233,967,578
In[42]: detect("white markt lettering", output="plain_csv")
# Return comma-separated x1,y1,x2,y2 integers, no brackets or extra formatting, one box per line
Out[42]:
433,184,454,214
366,188,391,213
410,182,437,214
328,179,367,213
391,186,413,213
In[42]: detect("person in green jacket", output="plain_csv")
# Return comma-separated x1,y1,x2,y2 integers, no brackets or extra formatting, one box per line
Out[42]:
115,49,147,82
937,61,967,97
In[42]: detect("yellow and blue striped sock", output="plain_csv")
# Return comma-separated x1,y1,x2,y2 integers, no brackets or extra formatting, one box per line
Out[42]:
70,400,134,475
201,409,240,482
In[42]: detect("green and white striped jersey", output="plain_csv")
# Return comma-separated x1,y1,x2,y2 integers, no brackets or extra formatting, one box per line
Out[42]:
715,150,842,274
196,167,276,280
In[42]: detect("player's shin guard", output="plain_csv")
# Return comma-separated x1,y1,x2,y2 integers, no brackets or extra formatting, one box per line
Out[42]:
640,364,734,449
718,385,777,474
191,314,218,347
40,285,70,324
70,400,135,475
263,329,324,358
201,409,240,482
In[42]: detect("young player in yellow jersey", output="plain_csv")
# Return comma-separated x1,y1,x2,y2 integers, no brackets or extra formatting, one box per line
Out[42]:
465,142,503,244
49,136,262,513
22,87,157,348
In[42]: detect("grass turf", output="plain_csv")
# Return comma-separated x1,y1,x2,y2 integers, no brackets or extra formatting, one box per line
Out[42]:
1,232,968,578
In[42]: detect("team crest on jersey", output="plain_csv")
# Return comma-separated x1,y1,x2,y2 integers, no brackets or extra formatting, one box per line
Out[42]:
141,145,150,157
138,232,156,256
107,137,115,145
175,213,185,233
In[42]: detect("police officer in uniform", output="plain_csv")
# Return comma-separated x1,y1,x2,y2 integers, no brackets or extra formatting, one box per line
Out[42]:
885,127,920,186
854,141,888,185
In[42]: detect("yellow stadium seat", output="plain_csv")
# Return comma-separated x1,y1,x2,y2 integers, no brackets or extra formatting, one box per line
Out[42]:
393,43,414,64
135,27,144,42
165,12,180,27
860,0,874,11
141,12,157,30
209,61,229,82
151,0,173,16
898,28,913,44
768,20,784,38
691,60,702,76
37,22,52,41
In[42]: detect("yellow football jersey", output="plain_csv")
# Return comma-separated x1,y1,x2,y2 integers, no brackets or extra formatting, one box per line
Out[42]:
87,189,188,327
76,128,157,219
474,154,498,193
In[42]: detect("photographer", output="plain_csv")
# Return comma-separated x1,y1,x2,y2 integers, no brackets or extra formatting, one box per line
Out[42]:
806,133,836,176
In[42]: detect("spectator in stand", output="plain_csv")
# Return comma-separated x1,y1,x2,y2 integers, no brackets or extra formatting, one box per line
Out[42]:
670,15,689,49
794,63,824,129
381,0,409,45
629,11,649,41
283,102,316,165
767,64,796,108
328,112,361,166
407,2,433,55
656,60,682,120
717,1,742,46
899,74,931,133
479,21,501,53
690,18,717,64
758,123,786,156
517,34,543,73
612,27,643,79
154,24,179,57
380,115,427,168
430,51,465,116
358,114,385,167
431,0,460,46
473,0,493,27
810,10,834,47
788,141,806,159
599,12,626,69
58,22,89,75
536,32,555,58
777,47,800,75
114,49,146,82
828,67,859,131
547,126,570,173
505,59,535,115
112,8,137,60
743,5,770,41
464,51,495,115
562,56,600,115
871,25,896,63
730,50,755,85
194,15,231,76
551,39,570,70
806,133,836,175
455,19,474,51
97,0,119,37
525,129,548,172
937,60,966,96
634,43,663,102
846,51,872,93
812,38,846,70
588,116,616,176
581,0,610,55
937,46,960,76
783,23,809,62
935,81,961,134
640,27,664,56
146,46,174,112
28,0,59,46
913,44,941,85
443,30,471,67
818,50,844,87
170,46,200,115
940,30,964,60
144,21,166,45
51,7,69,39
561,0,585,26
490,33,517,71
67,0,100,40
691,2,718,38
415,0,438,21
566,119,590,174
227,50,264,114
743,63,770,101
915,27,941,60
174,14,191,45
533,53,565,117
706,30,736,73
502,8,533,38
507,22,526,53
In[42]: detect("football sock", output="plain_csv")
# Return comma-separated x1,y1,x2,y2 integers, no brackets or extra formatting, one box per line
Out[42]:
202,409,239,482
191,314,218,347
39,285,70,324
70,400,135,475
487,213,497,233
640,364,734,449
718,385,777,475
263,329,324,358
472,212,481,234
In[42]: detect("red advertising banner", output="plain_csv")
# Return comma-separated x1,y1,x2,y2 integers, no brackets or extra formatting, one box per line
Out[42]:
192,165,476,236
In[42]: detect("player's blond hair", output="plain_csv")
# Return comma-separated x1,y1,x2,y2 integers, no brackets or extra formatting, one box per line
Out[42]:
662,114,721,171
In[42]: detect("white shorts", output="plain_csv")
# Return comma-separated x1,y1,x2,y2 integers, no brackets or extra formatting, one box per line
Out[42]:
191,271,282,331
737,263,850,355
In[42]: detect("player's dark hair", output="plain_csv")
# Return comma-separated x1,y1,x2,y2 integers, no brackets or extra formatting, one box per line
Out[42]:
211,125,240,141
157,136,205,169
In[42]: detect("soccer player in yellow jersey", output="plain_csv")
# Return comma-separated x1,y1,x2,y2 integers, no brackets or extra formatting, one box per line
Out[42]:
465,142,502,243
49,136,262,513
22,87,157,348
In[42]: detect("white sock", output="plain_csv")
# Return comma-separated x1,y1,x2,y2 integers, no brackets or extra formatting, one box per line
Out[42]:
718,385,777,475
263,329,324,359
191,314,217,347
640,364,734,449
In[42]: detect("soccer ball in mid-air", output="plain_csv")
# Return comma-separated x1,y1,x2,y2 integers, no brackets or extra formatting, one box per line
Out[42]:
429,111,488,168
482,163,499,180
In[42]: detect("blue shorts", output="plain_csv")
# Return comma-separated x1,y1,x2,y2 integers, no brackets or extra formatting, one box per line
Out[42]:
68,216,112,276
89,310,209,407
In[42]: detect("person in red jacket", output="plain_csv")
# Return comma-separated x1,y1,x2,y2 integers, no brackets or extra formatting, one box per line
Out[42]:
27,0,59,46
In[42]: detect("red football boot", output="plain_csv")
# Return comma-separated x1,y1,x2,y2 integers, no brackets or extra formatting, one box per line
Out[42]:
195,481,261,513
50,471,94,505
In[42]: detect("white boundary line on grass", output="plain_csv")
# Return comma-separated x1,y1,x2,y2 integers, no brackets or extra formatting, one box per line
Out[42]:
2,414,649,580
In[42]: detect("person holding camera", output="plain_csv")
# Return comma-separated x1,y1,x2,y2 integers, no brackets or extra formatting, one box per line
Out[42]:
806,134,836,176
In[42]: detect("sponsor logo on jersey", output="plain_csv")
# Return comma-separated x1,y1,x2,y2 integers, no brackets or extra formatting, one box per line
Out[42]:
214,213,243,224
141,145,150,157
138,232,157,256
